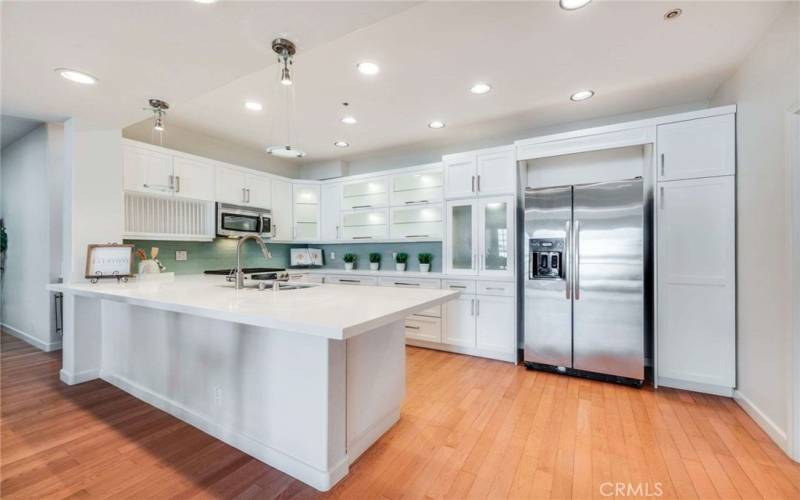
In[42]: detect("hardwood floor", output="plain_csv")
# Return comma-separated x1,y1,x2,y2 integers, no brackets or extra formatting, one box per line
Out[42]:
1,331,798,499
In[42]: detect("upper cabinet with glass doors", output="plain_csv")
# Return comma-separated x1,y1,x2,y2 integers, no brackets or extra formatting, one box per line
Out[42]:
443,146,516,199
340,176,389,210
389,165,443,206
445,195,514,277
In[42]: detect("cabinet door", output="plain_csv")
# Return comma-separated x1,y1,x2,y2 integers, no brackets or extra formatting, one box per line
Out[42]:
478,196,514,277
389,204,442,239
320,183,341,240
341,177,389,210
445,199,478,275
657,114,735,181
271,178,293,240
246,174,272,209
443,295,476,347
123,145,173,194
340,209,389,240
443,152,477,199
293,184,320,241
173,157,214,201
390,167,443,205
476,148,516,195
476,295,516,354
404,317,442,343
657,176,735,388
216,166,247,205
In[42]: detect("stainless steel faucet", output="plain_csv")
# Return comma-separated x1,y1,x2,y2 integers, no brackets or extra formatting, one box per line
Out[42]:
235,235,272,289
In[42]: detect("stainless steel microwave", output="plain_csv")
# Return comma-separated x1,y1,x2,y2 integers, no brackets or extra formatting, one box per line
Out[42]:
216,203,273,238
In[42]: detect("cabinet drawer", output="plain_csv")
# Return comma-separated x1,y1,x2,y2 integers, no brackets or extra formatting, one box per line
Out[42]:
287,273,325,283
379,277,440,289
413,305,441,319
442,279,476,294
325,275,378,286
477,281,515,296
404,317,442,343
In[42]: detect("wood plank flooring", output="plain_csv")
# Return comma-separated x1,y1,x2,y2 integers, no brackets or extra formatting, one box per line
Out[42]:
2,331,798,499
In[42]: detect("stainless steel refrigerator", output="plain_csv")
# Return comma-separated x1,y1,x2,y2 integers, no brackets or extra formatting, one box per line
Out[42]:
522,178,645,385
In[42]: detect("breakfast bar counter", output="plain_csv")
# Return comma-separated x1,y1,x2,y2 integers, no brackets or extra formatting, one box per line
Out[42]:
48,275,458,491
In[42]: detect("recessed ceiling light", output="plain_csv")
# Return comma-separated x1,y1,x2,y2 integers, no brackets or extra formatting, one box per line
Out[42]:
334,141,350,148
470,83,492,95
570,89,595,101
357,62,380,75
244,101,263,111
428,121,445,129
664,8,682,20
341,116,357,125
55,68,97,85
194,0,218,4
559,0,592,10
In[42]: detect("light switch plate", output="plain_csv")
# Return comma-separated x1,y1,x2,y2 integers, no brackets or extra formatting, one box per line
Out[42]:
330,251,336,260
175,250,188,261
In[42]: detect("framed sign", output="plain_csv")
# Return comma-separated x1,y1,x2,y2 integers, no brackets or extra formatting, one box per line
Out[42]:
85,243,134,283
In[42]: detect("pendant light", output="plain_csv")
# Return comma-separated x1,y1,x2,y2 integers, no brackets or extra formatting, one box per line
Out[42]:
267,38,305,158
144,99,169,145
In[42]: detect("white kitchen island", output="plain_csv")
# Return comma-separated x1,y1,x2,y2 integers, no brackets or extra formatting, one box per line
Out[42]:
48,275,458,491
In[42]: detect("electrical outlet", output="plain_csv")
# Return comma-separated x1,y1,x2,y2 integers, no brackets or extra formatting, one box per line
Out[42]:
392,252,398,259
175,250,188,261
330,251,336,260
214,387,222,407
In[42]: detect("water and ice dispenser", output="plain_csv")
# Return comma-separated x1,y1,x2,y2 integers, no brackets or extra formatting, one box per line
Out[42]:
528,238,565,279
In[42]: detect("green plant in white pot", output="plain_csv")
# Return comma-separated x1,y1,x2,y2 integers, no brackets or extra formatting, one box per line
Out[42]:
395,252,408,271
369,253,381,271
418,253,433,273
343,253,357,271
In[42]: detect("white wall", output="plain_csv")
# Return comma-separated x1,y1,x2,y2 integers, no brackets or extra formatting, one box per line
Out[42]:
0,124,63,350
123,120,298,179
62,120,124,283
710,2,799,458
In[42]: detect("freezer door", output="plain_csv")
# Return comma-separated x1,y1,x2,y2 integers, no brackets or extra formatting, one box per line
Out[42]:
523,186,573,368
572,179,644,380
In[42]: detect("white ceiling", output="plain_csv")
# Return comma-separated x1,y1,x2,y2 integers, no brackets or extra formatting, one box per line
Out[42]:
1,1,786,166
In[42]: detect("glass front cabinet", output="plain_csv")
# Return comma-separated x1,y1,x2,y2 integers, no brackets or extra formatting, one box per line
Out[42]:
445,195,514,277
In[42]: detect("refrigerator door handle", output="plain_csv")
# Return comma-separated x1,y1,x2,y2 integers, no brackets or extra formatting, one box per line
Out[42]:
574,219,581,301
565,220,571,300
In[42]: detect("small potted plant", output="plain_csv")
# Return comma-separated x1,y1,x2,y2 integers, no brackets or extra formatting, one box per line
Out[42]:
369,253,381,271
418,253,433,273
395,252,408,272
343,253,357,271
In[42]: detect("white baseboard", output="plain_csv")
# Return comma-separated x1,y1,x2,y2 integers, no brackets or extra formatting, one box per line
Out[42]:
656,376,734,397
2,323,62,352
59,368,99,385
101,371,345,491
734,390,791,455
405,339,516,363
347,407,400,465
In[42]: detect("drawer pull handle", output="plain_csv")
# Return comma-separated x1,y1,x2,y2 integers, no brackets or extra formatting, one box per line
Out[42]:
449,285,467,289
406,235,429,238
404,200,429,205
352,205,373,209
339,279,361,283
405,325,421,330
352,236,373,240
395,282,420,286
485,287,505,291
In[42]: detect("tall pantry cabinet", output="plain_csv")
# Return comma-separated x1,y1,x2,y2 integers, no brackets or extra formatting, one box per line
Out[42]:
655,112,736,395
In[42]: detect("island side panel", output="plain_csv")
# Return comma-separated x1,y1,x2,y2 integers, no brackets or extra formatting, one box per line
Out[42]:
60,293,103,384
346,319,406,463
98,301,348,491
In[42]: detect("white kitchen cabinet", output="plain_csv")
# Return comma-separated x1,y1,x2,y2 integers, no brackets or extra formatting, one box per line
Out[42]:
405,316,442,343
443,146,515,199
476,148,516,196
245,173,272,209
292,184,320,241
341,176,389,210
340,209,389,240
475,295,516,355
443,295,477,347
271,178,293,240
657,175,735,391
443,152,477,199
172,157,214,201
325,275,379,286
320,183,341,240
123,144,174,195
657,114,735,181
445,197,514,276
390,166,443,206
389,204,443,240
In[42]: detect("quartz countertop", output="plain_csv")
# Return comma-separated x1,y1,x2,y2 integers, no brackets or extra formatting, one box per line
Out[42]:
47,274,458,340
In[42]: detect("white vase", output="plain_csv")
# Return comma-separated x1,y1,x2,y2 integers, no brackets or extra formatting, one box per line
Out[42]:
419,263,430,273
138,260,160,274
370,262,380,271
345,262,355,271
395,263,406,271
